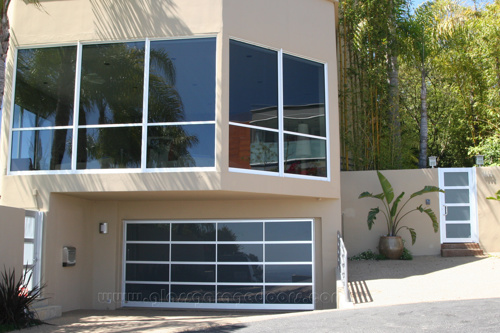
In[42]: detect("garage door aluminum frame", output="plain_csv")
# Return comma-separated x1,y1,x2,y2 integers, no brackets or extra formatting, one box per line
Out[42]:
122,219,315,310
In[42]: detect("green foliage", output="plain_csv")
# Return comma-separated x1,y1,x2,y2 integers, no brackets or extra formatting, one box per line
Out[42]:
340,0,500,169
0,267,45,330
349,248,413,261
359,171,443,244
349,250,387,261
487,190,500,201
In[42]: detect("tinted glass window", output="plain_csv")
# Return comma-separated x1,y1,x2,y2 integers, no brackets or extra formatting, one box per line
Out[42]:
126,264,169,282
218,264,263,283
77,127,142,169
265,244,312,262
147,124,215,168
265,285,312,304
127,224,170,241
126,244,170,262
170,285,215,303
11,129,72,171
171,264,215,282
149,38,215,122
284,134,327,177
218,244,263,262
171,223,216,241
14,47,76,128
283,54,325,137
230,40,278,129
217,286,263,304
265,265,312,283
171,244,215,262
79,42,144,125
229,125,279,172
265,221,312,241
218,222,263,241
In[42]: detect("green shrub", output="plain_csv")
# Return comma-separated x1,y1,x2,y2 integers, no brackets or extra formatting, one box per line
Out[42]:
0,267,45,330
349,248,413,261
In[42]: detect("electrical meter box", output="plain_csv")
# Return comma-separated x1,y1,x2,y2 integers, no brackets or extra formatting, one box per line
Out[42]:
62,246,76,267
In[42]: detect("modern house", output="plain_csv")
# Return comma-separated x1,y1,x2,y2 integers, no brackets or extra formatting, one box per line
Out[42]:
0,0,341,312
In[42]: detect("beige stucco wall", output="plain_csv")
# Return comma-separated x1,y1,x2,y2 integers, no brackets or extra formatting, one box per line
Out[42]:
0,205,25,275
1,0,340,208
341,169,442,257
43,194,340,311
476,166,500,253
0,0,341,311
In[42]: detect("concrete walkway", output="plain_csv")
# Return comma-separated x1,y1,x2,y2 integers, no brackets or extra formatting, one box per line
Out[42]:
21,255,500,332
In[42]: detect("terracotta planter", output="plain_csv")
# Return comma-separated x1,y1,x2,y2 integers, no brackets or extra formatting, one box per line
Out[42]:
379,236,404,259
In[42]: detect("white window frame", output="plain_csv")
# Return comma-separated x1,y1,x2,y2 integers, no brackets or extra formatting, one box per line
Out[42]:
228,38,330,181
8,36,218,175
23,210,44,291
122,219,315,310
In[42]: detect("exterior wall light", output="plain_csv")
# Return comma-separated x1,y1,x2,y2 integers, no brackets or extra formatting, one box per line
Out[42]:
99,222,108,234
476,155,484,166
429,156,437,168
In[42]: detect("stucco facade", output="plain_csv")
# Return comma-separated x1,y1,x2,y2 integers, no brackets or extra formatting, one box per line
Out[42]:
0,0,341,311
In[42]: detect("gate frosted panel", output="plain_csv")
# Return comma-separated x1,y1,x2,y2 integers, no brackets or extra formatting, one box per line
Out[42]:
445,206,470,221
446,224,471,238
445,189,469,204
444,172,469,186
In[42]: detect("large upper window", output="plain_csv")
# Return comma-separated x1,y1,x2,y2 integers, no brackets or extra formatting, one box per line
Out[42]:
10,38,216,173
229,40,328,178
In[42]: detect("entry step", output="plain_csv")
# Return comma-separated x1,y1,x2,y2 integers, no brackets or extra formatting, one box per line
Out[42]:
441,243,484,257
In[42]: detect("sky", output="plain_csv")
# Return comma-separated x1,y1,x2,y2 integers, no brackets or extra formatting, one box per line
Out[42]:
412,0,495,10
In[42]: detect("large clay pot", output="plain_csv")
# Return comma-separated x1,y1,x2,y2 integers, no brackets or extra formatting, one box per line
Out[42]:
379,236,404,259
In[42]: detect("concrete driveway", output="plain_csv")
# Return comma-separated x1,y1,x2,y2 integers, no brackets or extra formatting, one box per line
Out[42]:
21,255,500,332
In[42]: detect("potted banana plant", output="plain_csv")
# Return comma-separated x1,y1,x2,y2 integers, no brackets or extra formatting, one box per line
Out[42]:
358,171,444,259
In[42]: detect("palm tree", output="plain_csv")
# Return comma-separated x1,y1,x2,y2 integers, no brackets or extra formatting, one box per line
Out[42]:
0,0,40,114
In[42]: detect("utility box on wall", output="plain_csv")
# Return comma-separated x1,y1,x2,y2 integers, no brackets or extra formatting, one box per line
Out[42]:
62,246,76,267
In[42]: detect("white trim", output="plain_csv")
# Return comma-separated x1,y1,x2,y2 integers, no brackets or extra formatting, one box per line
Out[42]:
122,219,315,310
438,168,478,243
7,47,19,175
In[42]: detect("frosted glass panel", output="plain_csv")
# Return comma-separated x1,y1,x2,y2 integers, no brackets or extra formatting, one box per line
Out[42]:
446,207,470,221
24,216,35,239
445,189,469,204
444,172,468,186
446,224,471,238
24,243,35,265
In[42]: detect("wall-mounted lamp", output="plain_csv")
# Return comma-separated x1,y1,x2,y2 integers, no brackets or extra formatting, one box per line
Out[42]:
429,156,437,168
476,155,484,166
99,222,108,234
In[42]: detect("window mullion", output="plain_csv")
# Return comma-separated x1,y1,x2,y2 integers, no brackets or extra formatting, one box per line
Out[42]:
141,39,151,171
278,49,284,177
72,42,83,171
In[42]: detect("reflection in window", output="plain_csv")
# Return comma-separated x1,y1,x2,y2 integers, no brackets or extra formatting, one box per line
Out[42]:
229,39,328,178
12,47,76,171
11,38,216,172
77,127,142,169
11,129,72,171
80,42,144,125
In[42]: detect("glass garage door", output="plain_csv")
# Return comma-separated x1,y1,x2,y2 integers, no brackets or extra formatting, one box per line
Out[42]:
122,219,314,310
